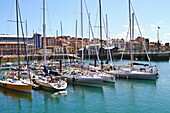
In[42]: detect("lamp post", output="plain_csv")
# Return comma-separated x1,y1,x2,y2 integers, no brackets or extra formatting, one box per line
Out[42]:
157,26,160,52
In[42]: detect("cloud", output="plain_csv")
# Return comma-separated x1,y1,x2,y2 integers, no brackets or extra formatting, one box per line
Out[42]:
117,31,128,38
161,33,170,43
116,24,144,39
150,24,157,31
150,22,162,32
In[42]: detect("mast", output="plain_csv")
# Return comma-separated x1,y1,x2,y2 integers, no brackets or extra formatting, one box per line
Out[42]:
88,13,91,64
25,19,28,63
16,0,20,79
43,0,46,64
106,14,113,66
128,0,133,69
60,21,64,61
56,30,58,38
132,12,134,68
60,21,63,36
157,26,160,53
99,0,103,70
25,20,28,39
81,0,84,67
106,14,109,60
75,20,78,59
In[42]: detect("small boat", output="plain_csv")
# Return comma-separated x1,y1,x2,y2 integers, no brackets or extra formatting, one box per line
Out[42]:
1,62,14,70
0,78,32,93
4,62,14,67
34,76,67,91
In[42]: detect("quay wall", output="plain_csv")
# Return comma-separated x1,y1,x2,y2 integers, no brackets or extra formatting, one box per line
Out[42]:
82,52,170,61
0,52,169,63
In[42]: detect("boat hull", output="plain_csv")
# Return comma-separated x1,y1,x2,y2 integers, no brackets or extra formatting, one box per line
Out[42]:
102,76,115,83
108,70,158,80
34,79,67,91
0,80,32,93
62,75,103,87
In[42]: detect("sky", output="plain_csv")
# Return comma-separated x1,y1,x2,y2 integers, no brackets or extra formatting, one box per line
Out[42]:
0,0,170,44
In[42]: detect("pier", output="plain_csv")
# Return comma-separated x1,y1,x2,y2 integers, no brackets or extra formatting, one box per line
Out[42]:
83,51,170,61
0,51,169,63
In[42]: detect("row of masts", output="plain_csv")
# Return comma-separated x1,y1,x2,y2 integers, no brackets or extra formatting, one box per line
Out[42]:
40,0,160,69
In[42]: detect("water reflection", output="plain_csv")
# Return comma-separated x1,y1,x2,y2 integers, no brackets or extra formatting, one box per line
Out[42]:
37,89,67,105
0,87,32,101
103,82,116,89
116,78,157,86
68,84,104,94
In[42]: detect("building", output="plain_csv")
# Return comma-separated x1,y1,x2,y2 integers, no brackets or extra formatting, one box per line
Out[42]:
135,36,149,51
0,34,35,55
149,42,158,52
33,33,42,49
0,42,35,55
125,40,141,51
106,38,125,51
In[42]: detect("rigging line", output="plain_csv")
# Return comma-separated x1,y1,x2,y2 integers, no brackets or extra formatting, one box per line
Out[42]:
7,0,14,34
38,5,43,32
61,23,70,65
84,0,100,63
18,2,31,82
94,8,98,37
130,1,151,63
75,20,78,62
81,0,84,65
102,14,113,66
120,28,129,61
46,0,53,35
101,12,106,39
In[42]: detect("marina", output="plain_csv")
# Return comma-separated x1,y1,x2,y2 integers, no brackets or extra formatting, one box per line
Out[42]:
0,0,170,112
0,60,170,113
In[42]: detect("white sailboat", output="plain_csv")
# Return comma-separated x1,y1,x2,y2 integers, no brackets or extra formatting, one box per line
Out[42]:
62,0,103,87
34,0,67,90
62,68,103,87
107,0,159,80
34,76,67,91
85,0,115,83
0,0,32,93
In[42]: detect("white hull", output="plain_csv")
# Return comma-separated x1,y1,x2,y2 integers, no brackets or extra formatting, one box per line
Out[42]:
101,75,115,83
92,72,115,83
35,76,67,91
108,70,158,80
62,74,103,87
0,79,32,93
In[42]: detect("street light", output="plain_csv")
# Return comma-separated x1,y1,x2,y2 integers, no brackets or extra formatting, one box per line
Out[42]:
157,26,160,52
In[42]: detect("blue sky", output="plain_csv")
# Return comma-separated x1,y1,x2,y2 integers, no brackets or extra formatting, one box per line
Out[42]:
0,0,169,44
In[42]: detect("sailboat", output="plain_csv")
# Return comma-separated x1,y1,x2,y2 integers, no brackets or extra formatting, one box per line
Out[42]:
33,0,67,91
107,0,159,80
85,0,115,83
0,0,32,93
61,0,103,87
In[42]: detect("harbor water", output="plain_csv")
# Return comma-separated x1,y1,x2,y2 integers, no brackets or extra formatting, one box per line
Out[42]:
0,60,170,113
